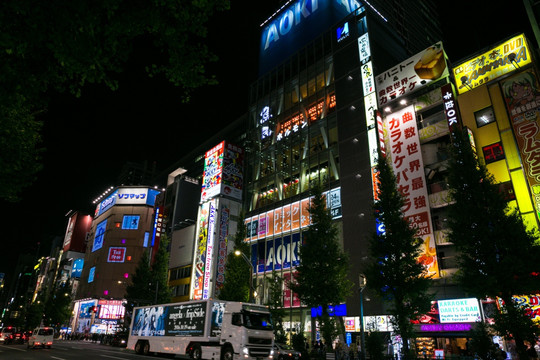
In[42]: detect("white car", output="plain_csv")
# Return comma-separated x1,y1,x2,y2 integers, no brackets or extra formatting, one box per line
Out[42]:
27,327,54,348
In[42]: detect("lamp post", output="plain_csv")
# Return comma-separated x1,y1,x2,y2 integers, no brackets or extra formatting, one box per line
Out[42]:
359,274,367,360
234,250,255,303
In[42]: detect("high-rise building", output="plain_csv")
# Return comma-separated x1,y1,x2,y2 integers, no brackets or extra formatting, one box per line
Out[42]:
244,0,447,345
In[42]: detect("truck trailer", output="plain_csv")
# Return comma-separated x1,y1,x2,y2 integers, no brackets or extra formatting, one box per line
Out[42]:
127,299,274,360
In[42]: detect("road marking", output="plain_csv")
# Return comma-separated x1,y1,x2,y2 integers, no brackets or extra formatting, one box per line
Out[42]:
0,345,26,352
101,355,130,359
51,357,68,360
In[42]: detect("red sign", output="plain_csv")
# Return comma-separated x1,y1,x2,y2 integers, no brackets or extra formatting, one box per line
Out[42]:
107,247,126,263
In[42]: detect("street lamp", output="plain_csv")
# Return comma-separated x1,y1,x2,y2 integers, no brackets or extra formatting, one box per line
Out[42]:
234,250,256,303
359,274,367,360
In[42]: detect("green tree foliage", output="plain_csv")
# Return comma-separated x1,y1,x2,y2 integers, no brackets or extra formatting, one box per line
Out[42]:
151,234,172,305
446,128,540,358
0,0,229,200
218,212,252,302
265,272,287,343
125,250,153,311
26,299,45,330
365,150,432,358
43,282,73,329
289,184,353,347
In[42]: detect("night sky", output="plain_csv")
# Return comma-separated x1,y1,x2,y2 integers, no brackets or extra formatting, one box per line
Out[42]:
0,1,534,285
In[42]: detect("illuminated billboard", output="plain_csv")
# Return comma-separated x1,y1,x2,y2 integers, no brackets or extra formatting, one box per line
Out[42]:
244,187,342,242
191,200,217,300
501,68,540,221
376,42,449,107
201,142,244,202
384,106,439,278
94,187,161,217
92,219,107,252
453,34,531,94
437,298,481,323
258,0,362,74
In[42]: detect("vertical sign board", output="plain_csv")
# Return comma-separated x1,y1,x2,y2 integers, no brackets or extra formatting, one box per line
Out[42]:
214,203,229,297
385,106,439,278
501,68,540,222
202,201,217,299
441,83,460,132
222,143,244,201
191,202,210,300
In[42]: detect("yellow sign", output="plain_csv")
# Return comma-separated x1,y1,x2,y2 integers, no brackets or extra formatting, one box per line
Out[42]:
453,34,531,94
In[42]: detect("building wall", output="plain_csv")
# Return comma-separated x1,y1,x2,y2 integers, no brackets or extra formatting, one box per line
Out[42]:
77,203,157,300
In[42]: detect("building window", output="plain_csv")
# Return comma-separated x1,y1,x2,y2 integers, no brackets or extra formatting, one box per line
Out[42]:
122,215,140,229
474,106,496,128
482,142,505,164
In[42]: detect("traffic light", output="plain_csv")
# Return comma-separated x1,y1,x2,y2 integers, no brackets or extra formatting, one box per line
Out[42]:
92,306,98,313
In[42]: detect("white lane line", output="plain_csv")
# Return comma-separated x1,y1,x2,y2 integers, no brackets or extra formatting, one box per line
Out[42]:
100,355,131,359
51,357,68,360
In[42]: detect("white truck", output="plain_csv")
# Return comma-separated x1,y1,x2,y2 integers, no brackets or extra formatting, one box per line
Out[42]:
127,299,274,360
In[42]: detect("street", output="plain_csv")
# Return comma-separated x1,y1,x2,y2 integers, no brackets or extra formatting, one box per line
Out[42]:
0,339,178,360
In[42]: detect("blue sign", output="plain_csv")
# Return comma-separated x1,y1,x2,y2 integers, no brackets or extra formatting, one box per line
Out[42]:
251,233,300,273
122,215,140,229
92,219,107,252
71,258,84,278
311,303,347,318
259,0,362,74
88,266,96,283
337,22,350,42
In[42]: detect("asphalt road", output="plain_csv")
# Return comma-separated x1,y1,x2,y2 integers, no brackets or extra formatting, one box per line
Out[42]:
0,339,172,360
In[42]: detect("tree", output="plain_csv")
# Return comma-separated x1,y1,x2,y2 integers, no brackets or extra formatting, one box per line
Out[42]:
218,212,252,302
151,234,172,305
265,272,287,343
289,184,353,348
0,0,230,200
446,128,540,359
43,282,73,330
125,249,153,320
365,150,432,358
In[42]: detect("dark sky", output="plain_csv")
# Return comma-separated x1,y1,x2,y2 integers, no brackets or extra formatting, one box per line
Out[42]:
0,1,534,283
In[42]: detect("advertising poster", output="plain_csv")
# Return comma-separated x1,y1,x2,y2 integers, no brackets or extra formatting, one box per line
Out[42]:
201,142,225,202
385,106,439,278
92,219,107,252
501,68,540,221
222,143,244,201
376,42,448,106
192,202,210,300
283,271,301,308
513,294,540,322
107,247,126,263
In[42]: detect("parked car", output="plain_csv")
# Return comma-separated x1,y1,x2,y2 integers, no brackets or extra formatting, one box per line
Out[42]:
110,331,128,347
27,327,54,349
0,327,16,343
274,343,302,360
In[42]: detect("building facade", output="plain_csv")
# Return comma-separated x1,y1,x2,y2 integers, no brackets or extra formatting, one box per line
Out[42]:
243,0,447,343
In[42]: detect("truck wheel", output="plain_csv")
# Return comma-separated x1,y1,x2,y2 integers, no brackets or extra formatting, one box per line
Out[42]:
143,342,150,355
222,346,234,360
135,341,143,354
191,344,202,360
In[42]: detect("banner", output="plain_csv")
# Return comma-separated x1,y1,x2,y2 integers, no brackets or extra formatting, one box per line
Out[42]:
385,106,439,277
501,68,540,221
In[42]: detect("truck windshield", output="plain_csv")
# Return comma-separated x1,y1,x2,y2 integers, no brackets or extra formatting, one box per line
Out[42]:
242,311,273,331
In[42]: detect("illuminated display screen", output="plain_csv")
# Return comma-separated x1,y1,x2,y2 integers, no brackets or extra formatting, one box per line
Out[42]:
122,215,140,229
